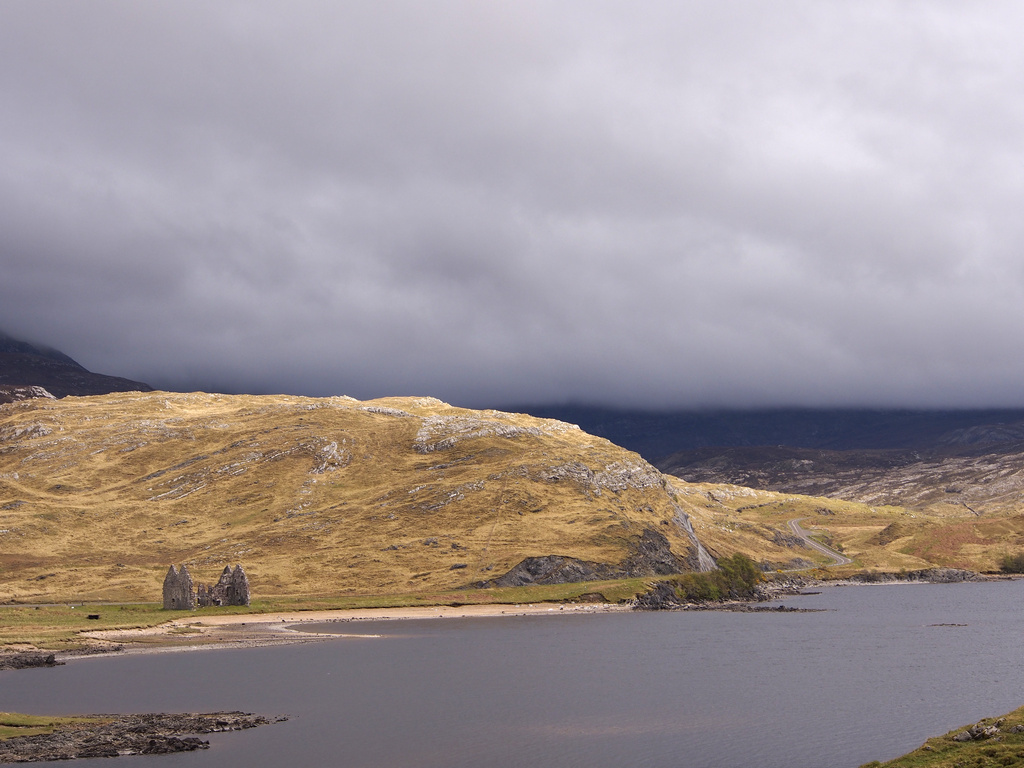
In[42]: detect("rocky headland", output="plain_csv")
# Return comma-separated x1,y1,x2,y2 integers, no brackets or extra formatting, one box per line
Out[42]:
0,652,62,671
0,712,279,763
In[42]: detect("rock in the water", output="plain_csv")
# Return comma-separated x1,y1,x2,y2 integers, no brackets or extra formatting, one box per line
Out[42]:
0,711,276,763
0,652,63,671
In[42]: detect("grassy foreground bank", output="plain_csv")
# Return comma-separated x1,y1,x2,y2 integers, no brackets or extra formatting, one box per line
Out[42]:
0,578,652,650
861,705,1024,767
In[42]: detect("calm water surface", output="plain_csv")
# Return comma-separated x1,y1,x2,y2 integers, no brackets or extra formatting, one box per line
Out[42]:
2,580,1023,768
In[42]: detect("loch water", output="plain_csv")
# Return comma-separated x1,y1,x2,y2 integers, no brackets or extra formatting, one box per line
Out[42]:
3,580,1024,768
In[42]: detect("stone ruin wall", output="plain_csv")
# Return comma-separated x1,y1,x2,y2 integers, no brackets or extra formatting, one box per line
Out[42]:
197,565,251,607
162,565,196,610
162,564,250,610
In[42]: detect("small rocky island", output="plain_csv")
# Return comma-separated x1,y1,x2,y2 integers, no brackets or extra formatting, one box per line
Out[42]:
0,711,280,763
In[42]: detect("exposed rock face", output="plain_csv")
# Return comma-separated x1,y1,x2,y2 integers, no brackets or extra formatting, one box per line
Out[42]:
620,528,691,576
413,415,547,453
534,459,664,495
0,386,55,405
485,556,621,587
633,581,682,610
670,501,718,572
480,528,695,588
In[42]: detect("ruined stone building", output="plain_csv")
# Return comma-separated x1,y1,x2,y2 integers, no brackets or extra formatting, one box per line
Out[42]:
162,565,196,610
163,564,250,610
197,565,251,607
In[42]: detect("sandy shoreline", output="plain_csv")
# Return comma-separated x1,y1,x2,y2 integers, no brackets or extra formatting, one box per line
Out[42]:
59,574,1017,660
79,602,628,656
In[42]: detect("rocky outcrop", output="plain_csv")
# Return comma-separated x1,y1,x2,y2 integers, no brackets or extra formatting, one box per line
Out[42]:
849,568,982,584
754,572,818,595
635,571,825,612
535,459,664,495
0,386,55,405
483,556,620,587
0,712,277,763
413,415,546,453
0,652,63,671
952,719,1011,742
480,528,692,588
633,581,682,610
620,528,691,576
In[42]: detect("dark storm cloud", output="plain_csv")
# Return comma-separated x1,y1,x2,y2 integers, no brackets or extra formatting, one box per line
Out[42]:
3,1,1024,408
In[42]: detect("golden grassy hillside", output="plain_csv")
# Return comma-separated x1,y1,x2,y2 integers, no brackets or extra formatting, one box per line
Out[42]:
3,391,1019,608
0,391,719,603
673,478,1024,574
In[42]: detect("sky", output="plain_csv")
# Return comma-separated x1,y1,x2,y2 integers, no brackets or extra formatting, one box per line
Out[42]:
3,2,1024,410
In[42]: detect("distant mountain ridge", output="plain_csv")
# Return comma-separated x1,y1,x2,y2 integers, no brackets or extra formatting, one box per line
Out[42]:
525,405,1024,519
0,334,83,368
521,405,1024,459
0,331,152,400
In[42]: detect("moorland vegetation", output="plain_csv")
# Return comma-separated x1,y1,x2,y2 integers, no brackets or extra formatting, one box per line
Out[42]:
1,390,1023,652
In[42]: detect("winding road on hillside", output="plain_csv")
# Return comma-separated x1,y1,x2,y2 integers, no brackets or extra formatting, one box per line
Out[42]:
787,518,853,567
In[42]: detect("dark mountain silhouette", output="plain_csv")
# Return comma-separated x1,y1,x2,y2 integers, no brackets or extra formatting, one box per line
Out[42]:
524,405,1024,515
0,331,152,400
522,405,1024,458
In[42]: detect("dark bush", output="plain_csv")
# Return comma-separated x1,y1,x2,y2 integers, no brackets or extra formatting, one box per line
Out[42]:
673,553,762,603
999,552,1024,573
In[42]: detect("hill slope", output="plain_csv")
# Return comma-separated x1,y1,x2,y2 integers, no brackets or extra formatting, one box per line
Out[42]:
5,393,1020,605
0,392,715,603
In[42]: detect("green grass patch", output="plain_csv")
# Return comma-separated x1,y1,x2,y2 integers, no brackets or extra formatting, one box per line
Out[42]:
0,604,183,650
0,713,105,741
0,579,656,650
860,706,1024,767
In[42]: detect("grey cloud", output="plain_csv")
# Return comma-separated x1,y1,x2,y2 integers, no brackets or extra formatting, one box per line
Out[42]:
4,2,1024,408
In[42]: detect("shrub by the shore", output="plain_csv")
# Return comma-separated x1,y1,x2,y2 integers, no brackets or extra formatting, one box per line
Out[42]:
999,552,1024,573
673,553,762,603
